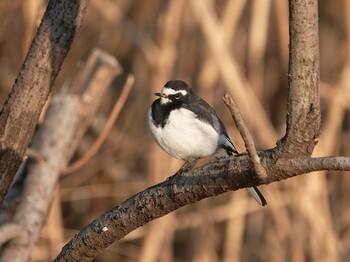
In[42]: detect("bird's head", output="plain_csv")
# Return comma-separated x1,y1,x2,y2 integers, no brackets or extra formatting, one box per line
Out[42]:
155,80,193,105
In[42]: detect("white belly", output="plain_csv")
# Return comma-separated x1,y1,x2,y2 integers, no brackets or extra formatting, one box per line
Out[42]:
147,108,219,161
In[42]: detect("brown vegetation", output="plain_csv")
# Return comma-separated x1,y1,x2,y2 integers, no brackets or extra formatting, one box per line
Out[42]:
0,0,350,261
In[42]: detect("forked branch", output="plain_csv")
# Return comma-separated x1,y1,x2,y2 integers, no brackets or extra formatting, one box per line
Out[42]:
54,154,350,261
54,0,330,260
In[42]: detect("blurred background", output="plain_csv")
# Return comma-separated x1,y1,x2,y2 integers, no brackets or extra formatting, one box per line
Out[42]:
1,0,350,261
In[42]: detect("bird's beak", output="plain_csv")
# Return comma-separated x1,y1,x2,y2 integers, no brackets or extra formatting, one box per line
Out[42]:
154,92,166,98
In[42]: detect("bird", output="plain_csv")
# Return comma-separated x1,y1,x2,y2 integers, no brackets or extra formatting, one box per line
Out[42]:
147,80,267,206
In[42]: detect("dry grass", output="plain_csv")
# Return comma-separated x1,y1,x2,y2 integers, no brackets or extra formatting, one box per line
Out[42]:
0,0,349,261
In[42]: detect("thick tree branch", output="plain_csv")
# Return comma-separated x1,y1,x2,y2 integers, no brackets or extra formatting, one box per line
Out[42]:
276,0,321,157
0,0,88,204
54,154,350,261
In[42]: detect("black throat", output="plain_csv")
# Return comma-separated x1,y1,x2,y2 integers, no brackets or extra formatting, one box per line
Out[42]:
151,99,182,128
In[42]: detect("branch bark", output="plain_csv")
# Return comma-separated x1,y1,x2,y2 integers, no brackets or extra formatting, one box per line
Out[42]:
0,0,88,204
276,0,321,157
54,154,350,261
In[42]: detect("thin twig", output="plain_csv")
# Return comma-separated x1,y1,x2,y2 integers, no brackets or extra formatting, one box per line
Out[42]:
63,74,134,175
65,48,123,161
0,223,23,245
25,148,47,164
223,93,267,180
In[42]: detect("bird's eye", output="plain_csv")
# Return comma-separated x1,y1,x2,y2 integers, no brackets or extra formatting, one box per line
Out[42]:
175,93,181,99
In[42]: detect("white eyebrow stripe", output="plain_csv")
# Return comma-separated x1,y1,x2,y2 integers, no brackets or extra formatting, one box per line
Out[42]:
162,87,187,96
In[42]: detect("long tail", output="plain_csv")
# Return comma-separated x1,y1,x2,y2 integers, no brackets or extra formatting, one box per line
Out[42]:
247,187,267,206
224,140,267,206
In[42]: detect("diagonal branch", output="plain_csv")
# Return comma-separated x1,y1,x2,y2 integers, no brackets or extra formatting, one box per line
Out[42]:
63,74,134,175
223,93,267,181
0,0,88,205
54,154,350,261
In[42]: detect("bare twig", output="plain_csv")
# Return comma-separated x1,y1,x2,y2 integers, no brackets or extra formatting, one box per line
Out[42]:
0,223,22,245
63,74,134,175
25,148,46,164
66,48,123,158
223,93,267,180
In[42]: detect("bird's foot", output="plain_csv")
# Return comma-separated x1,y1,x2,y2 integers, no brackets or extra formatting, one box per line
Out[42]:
166,160,198,181
214,148,230,160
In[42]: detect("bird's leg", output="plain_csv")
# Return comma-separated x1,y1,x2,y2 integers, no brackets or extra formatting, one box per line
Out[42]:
167,160,198,181
177,160,198,174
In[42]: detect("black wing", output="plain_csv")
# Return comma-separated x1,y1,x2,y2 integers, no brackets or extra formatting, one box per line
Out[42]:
183,96,238,154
